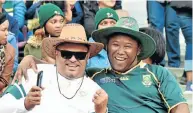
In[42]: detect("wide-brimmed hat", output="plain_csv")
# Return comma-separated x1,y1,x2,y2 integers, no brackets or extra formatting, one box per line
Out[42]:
42,23,104,59
92,17,156,60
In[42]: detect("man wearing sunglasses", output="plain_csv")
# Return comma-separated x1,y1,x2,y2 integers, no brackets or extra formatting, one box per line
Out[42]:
0,24,108,113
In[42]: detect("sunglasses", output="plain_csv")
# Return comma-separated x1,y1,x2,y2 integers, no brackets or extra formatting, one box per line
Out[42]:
57,50,88,60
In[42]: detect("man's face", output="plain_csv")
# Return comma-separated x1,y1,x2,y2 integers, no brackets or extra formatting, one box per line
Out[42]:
0,20,9,45
107,35,140,72
98,19,116,30
45,15,65,37
56,43,89,79
99,0,116,8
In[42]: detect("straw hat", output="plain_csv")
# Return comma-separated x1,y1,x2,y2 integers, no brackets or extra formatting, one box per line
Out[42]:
42,23,104,59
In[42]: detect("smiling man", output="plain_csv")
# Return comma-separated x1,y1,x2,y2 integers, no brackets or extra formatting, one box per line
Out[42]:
0,24,108,113
90,17,189,113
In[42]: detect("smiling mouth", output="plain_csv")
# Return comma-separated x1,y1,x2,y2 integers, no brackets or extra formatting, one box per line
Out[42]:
66,64,79,68
115,57,126,61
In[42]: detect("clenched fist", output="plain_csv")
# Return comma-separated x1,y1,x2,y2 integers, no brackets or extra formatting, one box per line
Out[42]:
24,86,43,110
93,89,108,113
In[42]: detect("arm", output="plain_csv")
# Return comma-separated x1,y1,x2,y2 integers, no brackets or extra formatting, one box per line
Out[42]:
13,1,26,29
24,44,29,56
1,44,15,87
71,2,83,23
170,103,189,113
12,55,47,84
155,66,189,113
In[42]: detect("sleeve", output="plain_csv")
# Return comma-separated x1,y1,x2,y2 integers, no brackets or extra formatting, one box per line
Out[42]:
1,45,15,86
13,1,26,28
24,44,29,56
158,67,187,110
71,2,83,23
0,94,28,113
7,33,18,73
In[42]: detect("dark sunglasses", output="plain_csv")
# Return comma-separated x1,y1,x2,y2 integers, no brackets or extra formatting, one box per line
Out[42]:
57,50,88,60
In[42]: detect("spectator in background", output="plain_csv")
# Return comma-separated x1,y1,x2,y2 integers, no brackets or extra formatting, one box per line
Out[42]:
147,0,180,67
0,13,15,94
87,8,119,69
0,0,18,74
80,0,121,38
24,3,66,63
3,0,26,42
140,27,166,65
68,1,83,24
170,1,192,92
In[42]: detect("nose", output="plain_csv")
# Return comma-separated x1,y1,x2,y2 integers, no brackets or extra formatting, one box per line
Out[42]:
68,55,77,62
5,30,8,36
117,46,125,55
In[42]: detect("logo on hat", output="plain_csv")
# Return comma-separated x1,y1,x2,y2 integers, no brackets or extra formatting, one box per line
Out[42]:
121,18,136,29
54,11,60,15
106,13,113,18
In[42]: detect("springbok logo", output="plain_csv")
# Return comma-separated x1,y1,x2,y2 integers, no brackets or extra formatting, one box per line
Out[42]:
106,13,113,18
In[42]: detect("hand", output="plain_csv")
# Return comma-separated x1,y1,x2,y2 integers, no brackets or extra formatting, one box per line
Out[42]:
12,55,38,84
24,86,43,110
93,89,108,113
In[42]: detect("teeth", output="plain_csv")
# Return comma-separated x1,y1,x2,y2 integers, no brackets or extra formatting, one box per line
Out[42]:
115,57,125,61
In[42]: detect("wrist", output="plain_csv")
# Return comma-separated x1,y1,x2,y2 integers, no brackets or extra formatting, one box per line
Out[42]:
24,98,33,111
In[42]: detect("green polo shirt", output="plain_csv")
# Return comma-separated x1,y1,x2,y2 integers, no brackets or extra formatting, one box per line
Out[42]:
86,62,186,113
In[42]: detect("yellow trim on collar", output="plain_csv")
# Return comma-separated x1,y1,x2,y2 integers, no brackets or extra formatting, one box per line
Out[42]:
110,61,146,75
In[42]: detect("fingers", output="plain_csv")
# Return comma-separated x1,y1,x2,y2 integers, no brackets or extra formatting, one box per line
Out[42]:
93,89,108,104
12,68,22,84
24,86,43,110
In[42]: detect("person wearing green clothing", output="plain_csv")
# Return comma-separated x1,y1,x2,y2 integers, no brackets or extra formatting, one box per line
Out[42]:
89,17,189,113
12,17,189,113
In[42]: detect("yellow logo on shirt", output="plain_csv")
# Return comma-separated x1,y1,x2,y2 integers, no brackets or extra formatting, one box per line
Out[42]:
142,75,152,87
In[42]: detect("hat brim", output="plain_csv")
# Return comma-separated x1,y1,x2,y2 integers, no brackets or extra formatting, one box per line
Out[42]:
92,27,156,60
42,38,104,59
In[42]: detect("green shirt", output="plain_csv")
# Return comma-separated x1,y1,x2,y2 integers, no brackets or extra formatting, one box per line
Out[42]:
86,62,186,113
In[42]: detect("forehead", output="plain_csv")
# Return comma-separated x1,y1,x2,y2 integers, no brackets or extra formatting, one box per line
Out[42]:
48,15,64,21
108,34,138,44
100,18,116,23
57,43,88,52
0,20,9,28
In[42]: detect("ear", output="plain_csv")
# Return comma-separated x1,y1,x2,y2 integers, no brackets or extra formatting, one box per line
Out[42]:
137,46,141,56
86,52,91,59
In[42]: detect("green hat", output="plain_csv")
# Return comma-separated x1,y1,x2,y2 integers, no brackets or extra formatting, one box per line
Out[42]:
92,17,156,60
95,8,119,29
38,3,64,27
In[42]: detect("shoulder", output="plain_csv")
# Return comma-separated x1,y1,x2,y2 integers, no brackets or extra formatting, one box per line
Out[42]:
86,68,106,78
5,43,15,59
145,64,175,82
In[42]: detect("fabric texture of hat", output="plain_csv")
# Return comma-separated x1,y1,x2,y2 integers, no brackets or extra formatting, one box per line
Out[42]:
0,13,7,24
42,23,104,59
92,17,156,60
95,8,119,29
38,3,64,27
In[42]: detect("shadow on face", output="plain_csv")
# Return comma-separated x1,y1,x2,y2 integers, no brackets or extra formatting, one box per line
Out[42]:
98,19,116,30
55,43,90,79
